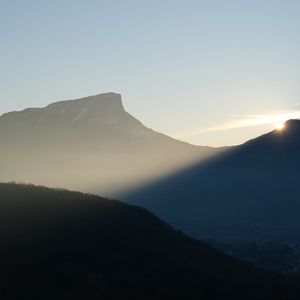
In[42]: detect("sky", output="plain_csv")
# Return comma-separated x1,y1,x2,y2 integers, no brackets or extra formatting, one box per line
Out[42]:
1,0,300,146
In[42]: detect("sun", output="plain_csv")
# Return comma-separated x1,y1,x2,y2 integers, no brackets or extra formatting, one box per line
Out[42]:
275,122,285,130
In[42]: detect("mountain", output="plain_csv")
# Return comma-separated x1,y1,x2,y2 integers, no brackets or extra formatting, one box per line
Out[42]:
124,119,300,244
0,183,299,300
0,93,217,196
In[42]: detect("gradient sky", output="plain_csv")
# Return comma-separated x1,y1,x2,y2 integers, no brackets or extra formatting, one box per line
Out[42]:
1,0,300,146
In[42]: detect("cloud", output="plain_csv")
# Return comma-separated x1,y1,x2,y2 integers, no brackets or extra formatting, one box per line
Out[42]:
181,110,300,139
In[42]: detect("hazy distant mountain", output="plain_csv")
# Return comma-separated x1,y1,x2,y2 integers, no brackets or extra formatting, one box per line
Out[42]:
0,183,298,299
125,120,300,244
0,93,217,196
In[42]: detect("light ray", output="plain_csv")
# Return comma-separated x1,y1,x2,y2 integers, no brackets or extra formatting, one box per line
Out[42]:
180,110,300,140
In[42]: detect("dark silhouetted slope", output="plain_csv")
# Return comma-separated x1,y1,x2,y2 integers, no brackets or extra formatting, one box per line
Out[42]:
0,183,299,299
125,120,300,244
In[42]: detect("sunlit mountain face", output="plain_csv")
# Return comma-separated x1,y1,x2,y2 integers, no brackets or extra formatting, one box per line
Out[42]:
0,93,220,197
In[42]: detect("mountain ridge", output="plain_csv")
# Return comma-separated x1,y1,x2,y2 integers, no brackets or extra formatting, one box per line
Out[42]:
0,182,299,299
0,93,218,196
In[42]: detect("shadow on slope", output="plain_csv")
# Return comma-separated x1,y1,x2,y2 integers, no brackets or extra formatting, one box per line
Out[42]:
123,120,300,244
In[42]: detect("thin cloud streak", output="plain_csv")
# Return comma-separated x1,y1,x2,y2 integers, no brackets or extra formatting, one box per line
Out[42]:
181,110,300,140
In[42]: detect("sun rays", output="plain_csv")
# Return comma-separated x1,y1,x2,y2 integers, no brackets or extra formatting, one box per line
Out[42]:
181,111,300,140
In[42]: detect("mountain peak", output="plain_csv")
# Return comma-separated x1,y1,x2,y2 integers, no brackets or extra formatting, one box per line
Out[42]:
47,92,124,112
284,119,300,132
33,92,127,125
0,92,136,131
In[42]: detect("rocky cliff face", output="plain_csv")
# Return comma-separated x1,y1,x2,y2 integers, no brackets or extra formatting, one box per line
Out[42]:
0,93,144,143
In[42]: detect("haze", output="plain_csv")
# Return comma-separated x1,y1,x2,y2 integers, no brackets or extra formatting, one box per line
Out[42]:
1,0,300,146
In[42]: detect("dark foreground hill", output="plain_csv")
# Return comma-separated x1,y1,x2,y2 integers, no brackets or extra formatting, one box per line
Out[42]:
0,183,299,300
124,119,300,244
